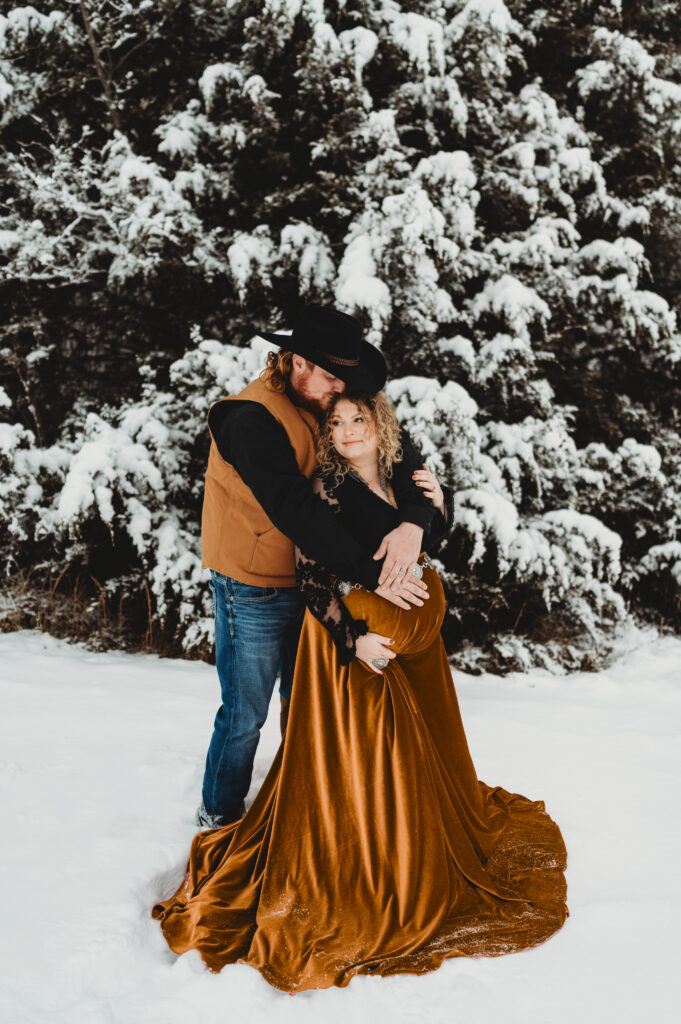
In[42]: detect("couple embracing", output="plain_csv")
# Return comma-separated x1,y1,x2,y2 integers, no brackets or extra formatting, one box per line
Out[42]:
152,305,568,992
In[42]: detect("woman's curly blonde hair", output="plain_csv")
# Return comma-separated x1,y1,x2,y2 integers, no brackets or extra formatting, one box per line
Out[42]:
317,392,403,486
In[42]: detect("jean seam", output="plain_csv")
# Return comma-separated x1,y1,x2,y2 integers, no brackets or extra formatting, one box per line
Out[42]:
219,574,235,640
209,621,237,813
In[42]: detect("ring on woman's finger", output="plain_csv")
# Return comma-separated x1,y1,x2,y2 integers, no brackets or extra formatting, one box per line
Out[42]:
397,567,408,574
371,657,389,669
411,564,424,579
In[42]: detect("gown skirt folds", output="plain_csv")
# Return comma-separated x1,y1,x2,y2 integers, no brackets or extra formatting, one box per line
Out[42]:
152,564,568,991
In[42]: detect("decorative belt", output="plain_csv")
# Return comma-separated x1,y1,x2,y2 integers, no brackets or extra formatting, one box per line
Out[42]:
333,552,436,598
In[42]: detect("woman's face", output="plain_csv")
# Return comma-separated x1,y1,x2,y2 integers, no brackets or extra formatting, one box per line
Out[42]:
329,399,378,462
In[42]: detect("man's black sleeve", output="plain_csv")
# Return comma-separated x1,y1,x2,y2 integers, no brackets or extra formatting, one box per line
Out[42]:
211,402,382,590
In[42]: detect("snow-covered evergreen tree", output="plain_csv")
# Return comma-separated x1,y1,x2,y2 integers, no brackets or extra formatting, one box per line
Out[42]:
2,0,681,668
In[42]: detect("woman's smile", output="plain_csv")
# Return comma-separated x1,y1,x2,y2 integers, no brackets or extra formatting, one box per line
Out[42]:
329,399,379,462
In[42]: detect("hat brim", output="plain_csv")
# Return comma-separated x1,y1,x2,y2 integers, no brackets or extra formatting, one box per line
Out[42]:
256,332,387,393
340,341,388,393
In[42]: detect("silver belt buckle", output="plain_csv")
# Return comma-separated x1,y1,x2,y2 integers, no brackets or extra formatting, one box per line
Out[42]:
335,579,363,598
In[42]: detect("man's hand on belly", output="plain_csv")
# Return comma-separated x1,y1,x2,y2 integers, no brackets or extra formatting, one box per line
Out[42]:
373,521,427,593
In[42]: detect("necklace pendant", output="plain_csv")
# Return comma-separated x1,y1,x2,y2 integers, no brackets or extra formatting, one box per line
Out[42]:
351,465,395,506
379,467,390,500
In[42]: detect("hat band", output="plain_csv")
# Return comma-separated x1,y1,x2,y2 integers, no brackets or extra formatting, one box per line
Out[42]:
309,347,359,367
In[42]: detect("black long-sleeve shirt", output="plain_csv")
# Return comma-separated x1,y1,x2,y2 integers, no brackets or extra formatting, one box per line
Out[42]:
208,398,440,591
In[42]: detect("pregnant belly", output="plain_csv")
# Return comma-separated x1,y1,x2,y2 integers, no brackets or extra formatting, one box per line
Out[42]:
342,564,445,656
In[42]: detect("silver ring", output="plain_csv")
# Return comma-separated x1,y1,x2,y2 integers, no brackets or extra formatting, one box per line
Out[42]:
411,563,423,579
371,657,389,669
397,567,408,575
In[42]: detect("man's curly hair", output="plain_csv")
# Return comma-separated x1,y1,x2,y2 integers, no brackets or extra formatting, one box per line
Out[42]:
259,349,297,392
317,392,403,486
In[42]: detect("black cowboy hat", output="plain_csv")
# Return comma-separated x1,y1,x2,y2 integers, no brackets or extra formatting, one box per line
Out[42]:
255,304,387,393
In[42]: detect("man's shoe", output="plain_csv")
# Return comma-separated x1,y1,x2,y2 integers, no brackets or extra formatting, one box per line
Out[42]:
280,695,291,738
194,801,245,830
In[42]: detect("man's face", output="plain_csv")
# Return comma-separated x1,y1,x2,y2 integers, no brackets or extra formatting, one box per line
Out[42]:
290,357,346,416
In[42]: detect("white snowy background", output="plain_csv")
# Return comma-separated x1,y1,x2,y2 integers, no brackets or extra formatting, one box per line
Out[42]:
2,3,681,1019
3,1,681,671
1,627,678,1024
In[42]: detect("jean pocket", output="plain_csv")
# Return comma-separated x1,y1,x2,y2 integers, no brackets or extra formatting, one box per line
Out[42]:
234,581,277,603
208,579,217,617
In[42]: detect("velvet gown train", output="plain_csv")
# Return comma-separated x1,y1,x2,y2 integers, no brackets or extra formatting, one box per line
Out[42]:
152,563,569,991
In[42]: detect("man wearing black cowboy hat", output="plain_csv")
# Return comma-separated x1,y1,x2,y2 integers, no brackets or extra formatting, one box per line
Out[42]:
196,304,440,829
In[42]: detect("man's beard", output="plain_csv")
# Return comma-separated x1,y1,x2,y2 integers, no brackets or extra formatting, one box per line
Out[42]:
285,378,330,420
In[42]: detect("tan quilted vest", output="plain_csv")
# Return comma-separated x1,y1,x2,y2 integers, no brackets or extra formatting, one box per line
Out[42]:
201,378,318,585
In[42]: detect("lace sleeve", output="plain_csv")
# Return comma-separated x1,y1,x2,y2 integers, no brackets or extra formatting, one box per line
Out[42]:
295,474,368,666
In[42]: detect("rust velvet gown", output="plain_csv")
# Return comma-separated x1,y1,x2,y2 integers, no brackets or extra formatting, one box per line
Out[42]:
152,466,569,992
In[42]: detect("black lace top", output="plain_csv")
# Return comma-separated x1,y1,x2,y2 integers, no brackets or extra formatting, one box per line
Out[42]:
295,435,452,666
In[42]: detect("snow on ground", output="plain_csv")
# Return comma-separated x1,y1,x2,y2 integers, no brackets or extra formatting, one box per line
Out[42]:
0,629,678,1024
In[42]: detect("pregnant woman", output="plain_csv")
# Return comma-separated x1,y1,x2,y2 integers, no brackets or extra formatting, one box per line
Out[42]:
152,391,568,992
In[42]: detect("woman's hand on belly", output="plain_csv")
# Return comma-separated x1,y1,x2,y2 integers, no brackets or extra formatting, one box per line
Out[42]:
374,577,428,608
355,633,396,674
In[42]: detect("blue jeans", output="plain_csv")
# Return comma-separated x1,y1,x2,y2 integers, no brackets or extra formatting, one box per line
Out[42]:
199,570,305,826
